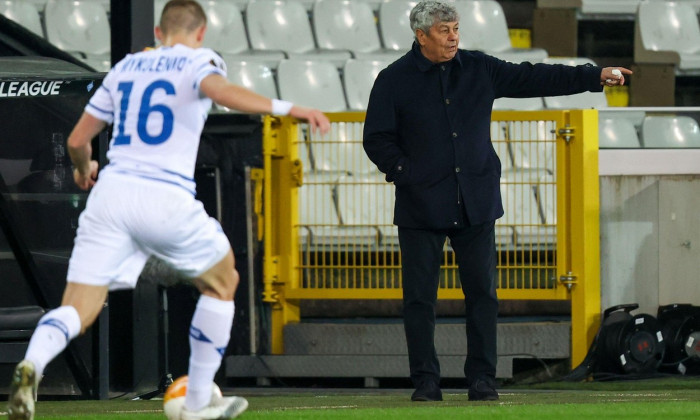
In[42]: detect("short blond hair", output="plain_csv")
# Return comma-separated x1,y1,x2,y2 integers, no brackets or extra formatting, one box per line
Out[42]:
159,0,207,35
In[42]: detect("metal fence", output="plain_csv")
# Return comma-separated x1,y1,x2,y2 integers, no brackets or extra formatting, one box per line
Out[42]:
261,110,601,367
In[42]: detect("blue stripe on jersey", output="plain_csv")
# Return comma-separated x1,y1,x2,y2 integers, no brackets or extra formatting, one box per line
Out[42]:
87,103,113,116
101,85,111,94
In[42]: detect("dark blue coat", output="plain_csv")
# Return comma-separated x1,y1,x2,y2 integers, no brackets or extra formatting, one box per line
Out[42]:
363,43,603,229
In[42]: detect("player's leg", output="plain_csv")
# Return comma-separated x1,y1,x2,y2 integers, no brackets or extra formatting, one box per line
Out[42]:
181,248,248,419
8,283,107,420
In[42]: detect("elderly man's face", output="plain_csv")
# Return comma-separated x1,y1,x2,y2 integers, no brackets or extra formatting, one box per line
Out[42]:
417,21,459,63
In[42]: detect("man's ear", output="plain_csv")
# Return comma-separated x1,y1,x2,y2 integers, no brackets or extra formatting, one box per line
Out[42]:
196,25,206,43
415,29,427,46
154,26,163,43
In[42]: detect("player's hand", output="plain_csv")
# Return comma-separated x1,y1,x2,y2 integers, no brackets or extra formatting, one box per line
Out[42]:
73,160,99,190
289,106,331,135
601,67,633,87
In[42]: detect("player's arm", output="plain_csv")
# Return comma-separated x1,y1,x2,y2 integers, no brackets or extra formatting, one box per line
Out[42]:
67,112,106,190
199,74,330,134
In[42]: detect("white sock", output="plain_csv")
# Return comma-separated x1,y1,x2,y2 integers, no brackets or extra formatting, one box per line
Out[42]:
25,306,81,378
184,295,234,412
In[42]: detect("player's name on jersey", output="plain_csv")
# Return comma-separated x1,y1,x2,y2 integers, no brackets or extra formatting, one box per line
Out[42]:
0,80,63,97
118,55,188,73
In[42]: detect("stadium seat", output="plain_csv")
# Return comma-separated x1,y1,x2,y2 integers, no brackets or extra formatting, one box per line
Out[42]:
505,120,557,172
635,1,700,73
542,57,609,109
598,117,641,148
378,0,417,52
246,0,351,67
454,0,547,63
641,116,700,148
579,0,642,15
335,173,398,247
489,121,514,172
220,59,278,106
199,0,285,68
313,0,403,61
306,119,377,174
343,58,392,111
299,172,378,247
0,1,44,37
500,168,556,247
493,97,544,111
277,59,347,111
44,0,111,71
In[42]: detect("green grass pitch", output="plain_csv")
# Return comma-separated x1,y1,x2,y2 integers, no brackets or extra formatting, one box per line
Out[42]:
2,377,699,419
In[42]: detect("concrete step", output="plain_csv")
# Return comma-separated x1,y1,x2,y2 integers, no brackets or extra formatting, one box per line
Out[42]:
225,320,570,381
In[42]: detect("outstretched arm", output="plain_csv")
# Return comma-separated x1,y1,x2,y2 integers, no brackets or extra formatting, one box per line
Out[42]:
199,74,330,134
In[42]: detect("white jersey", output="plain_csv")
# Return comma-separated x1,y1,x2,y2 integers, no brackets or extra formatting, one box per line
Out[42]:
85,44,226,194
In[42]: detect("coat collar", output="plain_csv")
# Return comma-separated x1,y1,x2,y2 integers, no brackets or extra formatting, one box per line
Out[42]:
411,41,462,72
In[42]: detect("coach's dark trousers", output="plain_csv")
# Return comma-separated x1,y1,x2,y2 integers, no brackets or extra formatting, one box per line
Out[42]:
398,221,498,387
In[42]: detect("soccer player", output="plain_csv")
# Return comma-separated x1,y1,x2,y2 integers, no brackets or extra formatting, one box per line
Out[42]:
7,1,330,419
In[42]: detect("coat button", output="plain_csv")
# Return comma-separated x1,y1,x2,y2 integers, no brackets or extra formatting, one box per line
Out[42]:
452,132,457,138
453,221,458,225
455,167,461,173
445,99,450,105
397,165,403,171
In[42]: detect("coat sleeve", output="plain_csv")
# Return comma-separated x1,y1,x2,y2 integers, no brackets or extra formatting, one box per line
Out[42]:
484,54,603,99
362,69,413,185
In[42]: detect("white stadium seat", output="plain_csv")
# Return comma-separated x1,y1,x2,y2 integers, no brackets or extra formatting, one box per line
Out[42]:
306,119,376,174
493,97,544,111
0,1,44,37
598,118,641,148
455,0,547,63
635,1,700,73
198,0,285,67
500,168,556,247
542,57,608,109
277,59,347,111
246,0,351,67
378,0,417,52
641,116,700,148
220,60,278,106
343,58,392,111
44,0,111,71
336,173,398,247
313,0,402,61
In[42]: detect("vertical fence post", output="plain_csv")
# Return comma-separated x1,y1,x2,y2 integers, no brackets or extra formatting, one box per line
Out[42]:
565,109,602,367
262,116,301,354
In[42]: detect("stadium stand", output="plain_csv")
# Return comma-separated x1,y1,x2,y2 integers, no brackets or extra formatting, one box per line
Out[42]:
641,115,700,148
378,0,417,52
598,117,641,148
455,0,547,63
277,59,348,111
343,57,393,111
198,0,285,68
335,173,399,247
246,0,351,67
221,59,279,102
313,0,403,61
43,0,111,71
542,57,609,109
0,1,44,37
493,97,544,111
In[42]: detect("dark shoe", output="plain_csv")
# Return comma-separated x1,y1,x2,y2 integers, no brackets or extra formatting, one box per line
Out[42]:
411,379,443,402
468,378,499,401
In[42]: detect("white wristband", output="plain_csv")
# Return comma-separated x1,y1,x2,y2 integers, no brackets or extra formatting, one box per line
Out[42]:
271,99,293,116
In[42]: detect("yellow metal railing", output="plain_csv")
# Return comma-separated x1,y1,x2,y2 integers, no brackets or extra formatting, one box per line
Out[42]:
261,110,601,367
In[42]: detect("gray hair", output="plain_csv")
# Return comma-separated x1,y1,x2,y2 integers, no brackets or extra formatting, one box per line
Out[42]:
410,1,460,41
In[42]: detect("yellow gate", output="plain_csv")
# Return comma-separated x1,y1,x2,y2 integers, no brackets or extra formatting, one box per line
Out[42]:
261,110,600,368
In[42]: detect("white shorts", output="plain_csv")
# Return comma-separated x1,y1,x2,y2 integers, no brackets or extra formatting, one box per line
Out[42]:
67,171,230,290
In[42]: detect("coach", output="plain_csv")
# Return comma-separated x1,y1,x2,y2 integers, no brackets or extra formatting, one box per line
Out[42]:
363,0,629,402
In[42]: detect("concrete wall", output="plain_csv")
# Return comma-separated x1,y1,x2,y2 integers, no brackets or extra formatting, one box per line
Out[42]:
599,150,700,316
